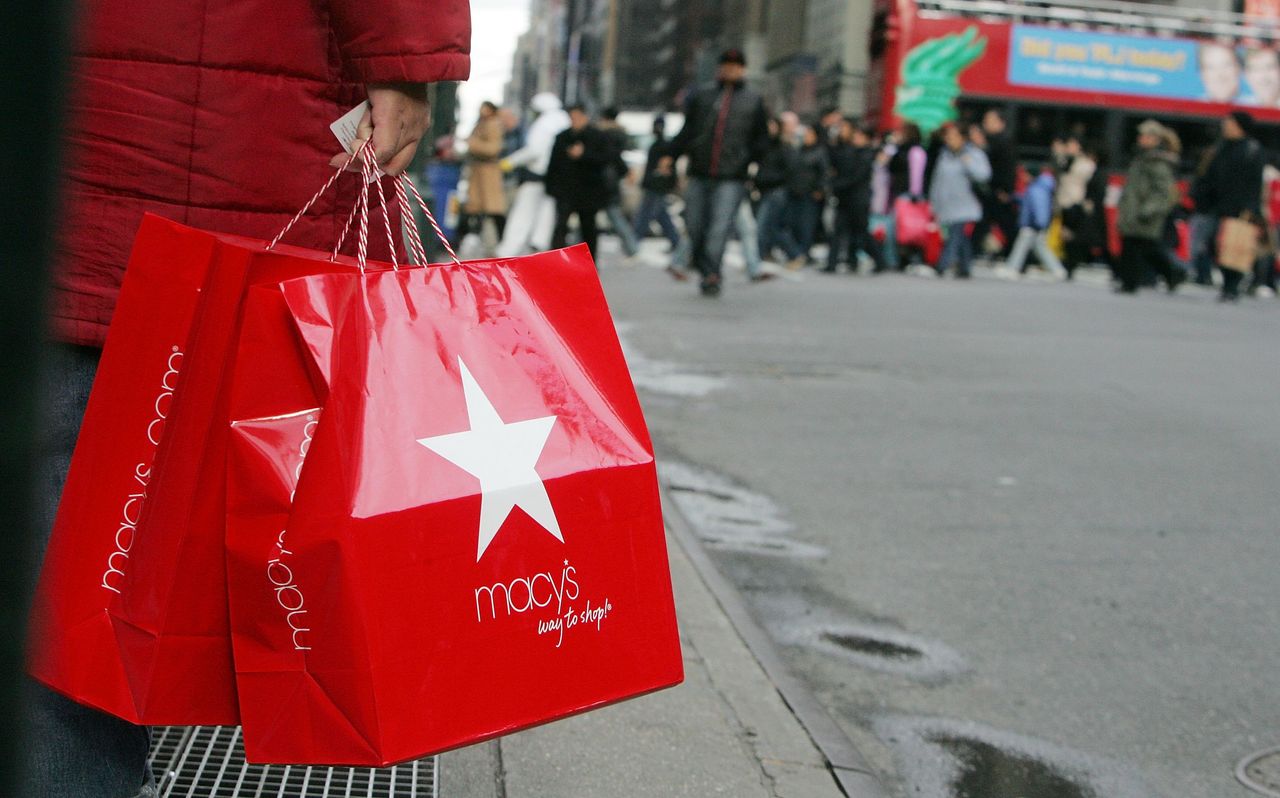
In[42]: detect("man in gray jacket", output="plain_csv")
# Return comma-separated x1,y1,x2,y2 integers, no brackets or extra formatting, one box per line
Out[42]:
671,48,770,296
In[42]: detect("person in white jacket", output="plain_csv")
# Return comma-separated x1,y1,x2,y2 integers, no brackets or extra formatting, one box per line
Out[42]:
496,92,571,257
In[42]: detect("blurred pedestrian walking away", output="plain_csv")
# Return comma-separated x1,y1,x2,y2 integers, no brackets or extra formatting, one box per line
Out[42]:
546,105,612,258
755,117,796,267
928,122,991,278
633,117,685,260
453,101,508,253
497,92,571,257
1057,139,1106,280
1004,163,1066,278
1116,120,1183,294
972,109,1018,259
29,0,471,796
825,120,883,274
775,126,831,271
878,121,927,270
598,107,641,257
1194,110,1267,301
670,48,770,296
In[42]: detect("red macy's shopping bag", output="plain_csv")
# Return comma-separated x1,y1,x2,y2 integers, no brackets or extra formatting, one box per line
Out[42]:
29,210,384,724
229,244,683,765
27,214,247,723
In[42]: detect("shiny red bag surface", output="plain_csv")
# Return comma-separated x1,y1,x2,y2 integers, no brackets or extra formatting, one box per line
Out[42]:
894,195,935,248
232,244,683,765
29,212,370,724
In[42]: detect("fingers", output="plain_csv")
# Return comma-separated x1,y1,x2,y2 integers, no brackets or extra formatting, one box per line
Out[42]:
381,143,419,177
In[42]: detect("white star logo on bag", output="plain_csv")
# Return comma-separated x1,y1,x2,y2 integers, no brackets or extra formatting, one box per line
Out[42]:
417,358,563,561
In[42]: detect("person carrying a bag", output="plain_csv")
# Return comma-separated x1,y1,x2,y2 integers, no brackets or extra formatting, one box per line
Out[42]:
1197,110,1267,302
27,1,470,795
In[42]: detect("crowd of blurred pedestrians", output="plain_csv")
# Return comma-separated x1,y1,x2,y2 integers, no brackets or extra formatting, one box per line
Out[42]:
446,50,1280,304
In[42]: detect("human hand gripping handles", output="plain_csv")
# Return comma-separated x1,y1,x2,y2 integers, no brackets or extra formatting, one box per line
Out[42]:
267,138,461,270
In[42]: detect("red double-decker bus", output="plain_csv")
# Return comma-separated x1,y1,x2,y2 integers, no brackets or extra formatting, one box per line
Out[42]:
866,0,1280,167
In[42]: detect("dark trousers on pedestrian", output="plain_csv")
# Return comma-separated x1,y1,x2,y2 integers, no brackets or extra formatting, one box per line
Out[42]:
777,194,821,261
633,190,681,251
975,194,1016,257
826,204,882,272
23,344,154,798
756,187,789,259
552,201,601,259
1220,265,1246,298
937,221,974,276
452,212,506,248
1118,236,1181,292
683,177,746,286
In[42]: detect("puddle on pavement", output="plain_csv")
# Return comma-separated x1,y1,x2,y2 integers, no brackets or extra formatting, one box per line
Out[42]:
772,612,966,682
660,460,828,558
943,737,1087,798
614,323,727,398
876,716,1162,798
821,630,923,661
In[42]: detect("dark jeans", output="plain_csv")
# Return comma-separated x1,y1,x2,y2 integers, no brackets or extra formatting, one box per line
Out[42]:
23,343,154,798
756,187,789,259
683,177,746,282
827,205,882,272
1118,236,1181,292
552,201,601,259
1189,213,1218,285
777,194,821,260
937,221,974,276
633,191,681,249
451,212,506,248
1221,266,1246,298
975,193,1017,257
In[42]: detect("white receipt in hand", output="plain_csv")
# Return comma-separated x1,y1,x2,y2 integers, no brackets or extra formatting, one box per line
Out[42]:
330,100,385,182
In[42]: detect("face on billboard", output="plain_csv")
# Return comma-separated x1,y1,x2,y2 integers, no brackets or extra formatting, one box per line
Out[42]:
1245,49,1280,106
1199,43,1241,103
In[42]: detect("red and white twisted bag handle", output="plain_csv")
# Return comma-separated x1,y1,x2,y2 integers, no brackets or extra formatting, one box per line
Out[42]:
267,138,461,270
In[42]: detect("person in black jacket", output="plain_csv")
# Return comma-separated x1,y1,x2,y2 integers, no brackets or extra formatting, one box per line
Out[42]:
632,117,684,260
546,104,612,258
670,48,770,296
755,117,794,264
1192,110,1267,301
972,109,1018,258
775,125,831,270
824,120,883,273
598,106,641,257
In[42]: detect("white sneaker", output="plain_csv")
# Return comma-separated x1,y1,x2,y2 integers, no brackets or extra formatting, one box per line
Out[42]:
1255,285,1276,298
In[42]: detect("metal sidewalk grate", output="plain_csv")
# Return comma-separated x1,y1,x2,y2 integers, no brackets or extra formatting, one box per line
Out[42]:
149,726,438,798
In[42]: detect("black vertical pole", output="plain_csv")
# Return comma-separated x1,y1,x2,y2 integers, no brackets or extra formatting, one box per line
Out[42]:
0,0,74,794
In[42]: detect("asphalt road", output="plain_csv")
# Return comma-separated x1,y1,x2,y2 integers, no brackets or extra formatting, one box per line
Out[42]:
597,250,1280,798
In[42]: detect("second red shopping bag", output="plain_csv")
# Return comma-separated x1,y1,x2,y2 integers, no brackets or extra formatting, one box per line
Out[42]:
230,244,683,765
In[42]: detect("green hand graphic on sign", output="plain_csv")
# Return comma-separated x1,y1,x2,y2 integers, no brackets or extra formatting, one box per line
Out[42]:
894,26,987,134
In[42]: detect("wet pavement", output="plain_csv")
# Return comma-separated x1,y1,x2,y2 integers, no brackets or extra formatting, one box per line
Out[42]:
599,247,1280,798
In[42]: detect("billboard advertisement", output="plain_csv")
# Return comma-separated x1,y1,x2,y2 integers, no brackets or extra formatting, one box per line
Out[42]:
1008,25,1280,109
882,10,1280,131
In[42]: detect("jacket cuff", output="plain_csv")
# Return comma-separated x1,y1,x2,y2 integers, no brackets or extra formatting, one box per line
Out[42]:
341,52,471,84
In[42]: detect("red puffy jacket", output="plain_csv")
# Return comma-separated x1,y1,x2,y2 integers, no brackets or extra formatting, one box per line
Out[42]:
54,0,471,347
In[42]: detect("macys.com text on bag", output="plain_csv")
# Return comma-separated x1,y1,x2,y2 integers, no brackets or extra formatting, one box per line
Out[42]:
101,346,182,594
267,413,318,651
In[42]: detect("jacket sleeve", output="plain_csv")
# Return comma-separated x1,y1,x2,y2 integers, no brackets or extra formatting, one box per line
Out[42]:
670,93,699,157
908,146,927,197
329,0,472,83
964,148,992,184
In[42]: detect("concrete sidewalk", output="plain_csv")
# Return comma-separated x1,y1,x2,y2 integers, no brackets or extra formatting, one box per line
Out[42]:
439,524,846,798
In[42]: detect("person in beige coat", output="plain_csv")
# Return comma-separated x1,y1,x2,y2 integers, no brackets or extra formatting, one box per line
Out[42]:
455,101,508,249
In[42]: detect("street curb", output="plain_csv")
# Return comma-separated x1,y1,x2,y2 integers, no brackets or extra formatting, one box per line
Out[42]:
659,485,891,798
